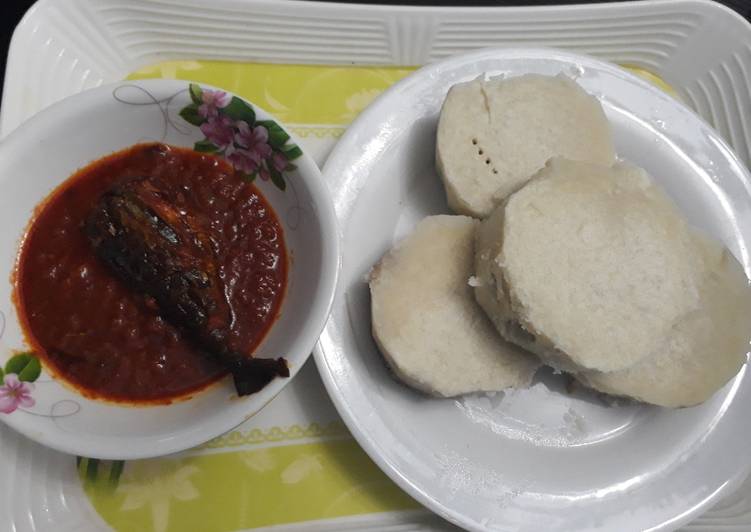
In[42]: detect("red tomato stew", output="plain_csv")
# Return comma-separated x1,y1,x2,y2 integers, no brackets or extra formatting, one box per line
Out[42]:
14,143,287,403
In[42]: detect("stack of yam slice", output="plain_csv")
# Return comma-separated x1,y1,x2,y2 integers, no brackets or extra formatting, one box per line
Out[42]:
369,73,751,407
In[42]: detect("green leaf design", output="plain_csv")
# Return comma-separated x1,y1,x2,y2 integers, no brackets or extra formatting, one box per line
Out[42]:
5,353,41,382
281,144,303,161
5,354,27,375
0,367,4,382
5,353,42,382
240,172,257,183
269,168,286,191
179,104,205,126
18,357,41,382
188,83,203,105
194,139,219,153
257,120,290,149
223,97,255,124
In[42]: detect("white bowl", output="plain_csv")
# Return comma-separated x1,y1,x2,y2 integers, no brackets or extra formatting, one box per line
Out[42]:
0,79,339,459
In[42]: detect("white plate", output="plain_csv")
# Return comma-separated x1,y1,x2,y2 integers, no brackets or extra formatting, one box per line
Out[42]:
0,79,339,460
314,48,751,532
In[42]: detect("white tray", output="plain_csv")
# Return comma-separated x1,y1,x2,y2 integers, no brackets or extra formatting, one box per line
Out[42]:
2,1,751,530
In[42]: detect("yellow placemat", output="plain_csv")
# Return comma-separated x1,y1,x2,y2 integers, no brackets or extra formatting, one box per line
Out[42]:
79,60,422,532
81,59,678,532
131,61,414,135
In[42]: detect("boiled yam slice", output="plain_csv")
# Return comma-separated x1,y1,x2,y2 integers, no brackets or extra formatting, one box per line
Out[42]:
370,215,539,397
475,158,732,374
578,235,751,407
436,74,614,217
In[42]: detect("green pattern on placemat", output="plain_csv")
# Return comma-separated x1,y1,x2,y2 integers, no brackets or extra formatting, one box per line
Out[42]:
81,438,418,532
79,458,126,493
199,420,351,450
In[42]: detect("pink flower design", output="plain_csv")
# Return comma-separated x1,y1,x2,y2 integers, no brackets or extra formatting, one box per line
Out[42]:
271,151,288,172
200,115,235,149
226,147,260,175
235,122,272,164
198,89,231,119
0,374,34,414
258,162,271,181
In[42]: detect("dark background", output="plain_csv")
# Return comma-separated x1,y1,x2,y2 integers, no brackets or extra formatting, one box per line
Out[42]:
1,0,750,102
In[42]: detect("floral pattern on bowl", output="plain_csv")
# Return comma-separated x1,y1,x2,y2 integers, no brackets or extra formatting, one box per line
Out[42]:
0,353,41,414
180,84,302,190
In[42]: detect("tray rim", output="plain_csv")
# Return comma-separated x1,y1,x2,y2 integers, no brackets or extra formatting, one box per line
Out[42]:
2,1,751,531
4,0,751,139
